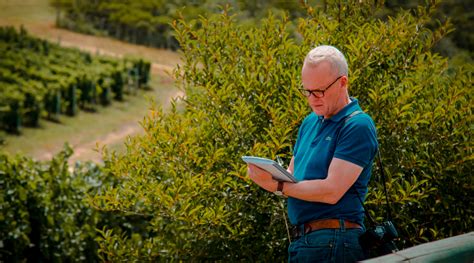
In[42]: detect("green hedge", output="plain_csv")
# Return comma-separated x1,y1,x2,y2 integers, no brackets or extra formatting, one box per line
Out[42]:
0,145,154,262
0,146,99,261
90,2,472,261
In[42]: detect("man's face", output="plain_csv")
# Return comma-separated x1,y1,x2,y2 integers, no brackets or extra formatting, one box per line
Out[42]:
301,61,345,118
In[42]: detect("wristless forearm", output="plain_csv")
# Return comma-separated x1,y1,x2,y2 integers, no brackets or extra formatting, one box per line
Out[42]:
283,180,339,204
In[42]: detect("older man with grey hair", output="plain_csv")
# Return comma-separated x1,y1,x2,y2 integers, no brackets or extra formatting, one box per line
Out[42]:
248,45,378,262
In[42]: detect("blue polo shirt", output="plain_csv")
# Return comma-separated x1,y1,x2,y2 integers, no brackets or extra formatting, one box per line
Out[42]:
288,98,378,226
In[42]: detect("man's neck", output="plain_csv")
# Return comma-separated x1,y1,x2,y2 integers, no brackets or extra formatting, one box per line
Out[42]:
324,95,351,119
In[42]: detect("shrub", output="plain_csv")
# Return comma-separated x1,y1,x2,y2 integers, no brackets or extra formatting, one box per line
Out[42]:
91,1,472,261
0,145,146,262
0,146,100,261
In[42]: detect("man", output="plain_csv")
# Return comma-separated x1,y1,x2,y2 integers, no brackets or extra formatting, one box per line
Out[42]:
247,45,378,262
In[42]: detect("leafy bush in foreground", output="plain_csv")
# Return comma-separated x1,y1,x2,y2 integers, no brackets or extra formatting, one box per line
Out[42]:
0,146,100,261
91,2,472,260
88,1,472,260
0,146,149,262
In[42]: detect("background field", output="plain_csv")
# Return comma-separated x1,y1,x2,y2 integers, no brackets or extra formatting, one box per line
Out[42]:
0,0,182,163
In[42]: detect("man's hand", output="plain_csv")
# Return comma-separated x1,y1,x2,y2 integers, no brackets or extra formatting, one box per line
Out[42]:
247,164,278,193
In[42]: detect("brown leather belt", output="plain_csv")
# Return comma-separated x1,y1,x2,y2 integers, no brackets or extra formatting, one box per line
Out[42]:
291,219,362,239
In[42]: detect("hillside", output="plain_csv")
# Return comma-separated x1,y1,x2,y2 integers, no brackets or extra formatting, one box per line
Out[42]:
0,0,182,163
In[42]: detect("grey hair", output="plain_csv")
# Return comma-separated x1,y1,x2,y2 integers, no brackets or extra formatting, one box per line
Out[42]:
304,45,348,77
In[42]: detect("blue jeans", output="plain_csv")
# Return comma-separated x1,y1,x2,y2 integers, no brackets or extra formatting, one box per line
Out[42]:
288,221,365,263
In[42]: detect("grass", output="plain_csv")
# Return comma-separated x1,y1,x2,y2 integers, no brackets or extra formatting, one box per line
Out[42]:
0,0,54,25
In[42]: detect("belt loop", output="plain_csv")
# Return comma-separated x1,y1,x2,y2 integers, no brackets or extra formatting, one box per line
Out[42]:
339,219,346,232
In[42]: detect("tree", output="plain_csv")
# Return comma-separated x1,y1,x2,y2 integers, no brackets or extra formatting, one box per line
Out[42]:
49,0,72,25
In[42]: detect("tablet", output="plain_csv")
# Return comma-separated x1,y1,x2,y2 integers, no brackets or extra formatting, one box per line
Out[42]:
242,156,297,183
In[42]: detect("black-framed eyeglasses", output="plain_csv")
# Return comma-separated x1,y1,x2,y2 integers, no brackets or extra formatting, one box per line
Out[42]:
298,76,343,98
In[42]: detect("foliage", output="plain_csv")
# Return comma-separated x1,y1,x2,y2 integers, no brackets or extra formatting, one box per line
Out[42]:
90,1,472,261
51,0,472,65
0,145,151,262
50,0,318,49
0,146,99,262
383,0,473,60
3,1,471,261
0,26,151,134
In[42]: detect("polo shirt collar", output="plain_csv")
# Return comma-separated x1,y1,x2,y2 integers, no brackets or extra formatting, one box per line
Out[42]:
317,97,361,122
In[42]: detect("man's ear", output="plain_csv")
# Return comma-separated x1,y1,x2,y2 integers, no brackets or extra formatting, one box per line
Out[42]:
340,75,348,88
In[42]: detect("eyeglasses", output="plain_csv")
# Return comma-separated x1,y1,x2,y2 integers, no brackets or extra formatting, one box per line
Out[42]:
298,76,343,98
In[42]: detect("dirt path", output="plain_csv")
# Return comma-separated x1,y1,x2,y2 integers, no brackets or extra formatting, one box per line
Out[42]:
30,26,182,163
37,121,142,163
66,90,185,164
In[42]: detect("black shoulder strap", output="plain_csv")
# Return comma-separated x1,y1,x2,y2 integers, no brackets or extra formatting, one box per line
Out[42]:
341,110,393,226
339,111,376,225
345,110,363,122
376,149,393,221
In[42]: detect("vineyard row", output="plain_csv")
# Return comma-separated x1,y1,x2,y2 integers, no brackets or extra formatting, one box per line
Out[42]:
0,26,151,134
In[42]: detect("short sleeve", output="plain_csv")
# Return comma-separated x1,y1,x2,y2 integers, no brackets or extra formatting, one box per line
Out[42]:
334,115,378,168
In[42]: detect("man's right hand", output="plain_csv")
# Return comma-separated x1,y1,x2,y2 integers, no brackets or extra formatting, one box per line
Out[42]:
247,164,278,193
